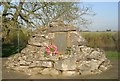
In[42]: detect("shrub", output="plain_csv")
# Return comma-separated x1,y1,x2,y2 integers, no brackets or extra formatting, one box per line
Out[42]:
81,31,118,51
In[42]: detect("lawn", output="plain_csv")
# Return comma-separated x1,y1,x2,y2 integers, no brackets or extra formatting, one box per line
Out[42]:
105,51,119,59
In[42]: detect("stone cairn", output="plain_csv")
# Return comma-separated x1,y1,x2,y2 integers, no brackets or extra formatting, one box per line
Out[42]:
5,20,111,76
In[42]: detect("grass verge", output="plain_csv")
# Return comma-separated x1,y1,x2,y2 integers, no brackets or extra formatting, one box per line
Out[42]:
105,51,119,59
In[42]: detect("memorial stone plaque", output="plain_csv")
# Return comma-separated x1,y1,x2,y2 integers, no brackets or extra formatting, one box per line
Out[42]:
54,32,67,53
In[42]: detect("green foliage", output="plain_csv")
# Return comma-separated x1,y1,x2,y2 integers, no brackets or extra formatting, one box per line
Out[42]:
3,28,29,44
105,51,119,59
50,48,55,52
2,28,29,57
2,43,26,57
43,52,47,57
81,32,118,51
65,47,72,55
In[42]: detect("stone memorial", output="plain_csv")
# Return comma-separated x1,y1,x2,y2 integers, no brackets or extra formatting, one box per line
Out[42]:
4,19,111,76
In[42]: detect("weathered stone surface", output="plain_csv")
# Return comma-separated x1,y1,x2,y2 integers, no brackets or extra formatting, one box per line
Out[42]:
48,26,76,32
54,57,76,70
28,38,50,47
62,71,79,76
70,32,87,46
90,59,102,70
79,45,94,54
47,54,69,61
88,50,106,60
79,70,92,75
77,61,91,71
29,61,53,68
99,65,108,71
91,69,102,74
41,61,53,68
25,67,44,75
41,68,60,75
21,45,43,54
19,60,26,65
102,59,111,67
98,59,111,71
47,33,55,39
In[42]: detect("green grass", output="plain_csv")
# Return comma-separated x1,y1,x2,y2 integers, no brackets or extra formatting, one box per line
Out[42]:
105,51,119,59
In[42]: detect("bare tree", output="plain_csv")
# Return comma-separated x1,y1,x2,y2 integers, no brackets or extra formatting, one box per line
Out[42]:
1,2,94,42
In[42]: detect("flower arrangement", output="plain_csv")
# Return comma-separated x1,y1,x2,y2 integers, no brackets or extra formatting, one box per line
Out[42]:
45,45,58,56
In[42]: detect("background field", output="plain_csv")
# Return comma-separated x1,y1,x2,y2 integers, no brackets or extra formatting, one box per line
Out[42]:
81,31,118,51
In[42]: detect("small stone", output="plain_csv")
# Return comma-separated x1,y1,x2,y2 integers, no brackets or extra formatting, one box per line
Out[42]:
80,46,94,54
45,35,48,39
47,33,55,39
29,61,37,68
77,61,91,71
91,69,102,74
54,57,76,70
13,66,28,72
41,61,53,68
30,61,53,68
98,59,111,71
88,50,106,60
28,37,50,47
79,70,92,75
25,67,44,75
41,68,60,75
77,59,101,72
70,31,87,46
89,59,101,71
102,59,111,67
62,71,79,76
99,65,108,71
19,60,26,65
21,45,41,54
